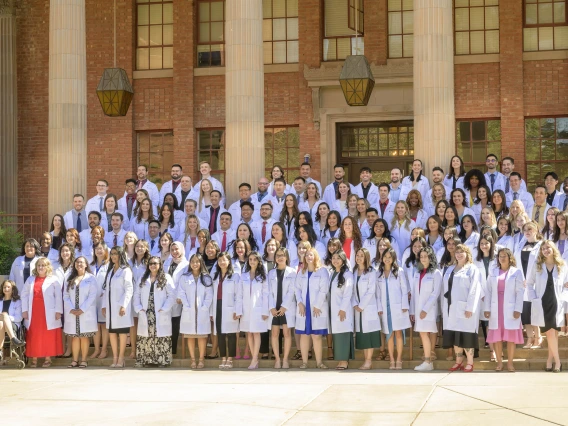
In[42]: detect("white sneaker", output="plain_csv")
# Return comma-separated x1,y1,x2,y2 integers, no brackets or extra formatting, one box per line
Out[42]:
414,361,434,371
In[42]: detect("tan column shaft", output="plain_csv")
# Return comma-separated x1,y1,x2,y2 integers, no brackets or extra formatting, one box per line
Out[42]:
224,0,264,204
413,0,455,177
48,0,87,218
0,0,18,213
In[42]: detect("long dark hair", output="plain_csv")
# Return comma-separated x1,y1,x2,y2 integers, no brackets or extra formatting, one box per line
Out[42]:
163,192,180,210
184,253,213,287
315,202,330,222
213,252,235,280
378,248,399,278
233,223,259,252
330,250,349,288
409,159,424,182
295,224,318,246
475,235,496,262
231,238,251,261
244,251,267,281
279,194,300,224
66,256,94,291
2,280,20,301
58,243,76,271
158,203,176,229
324,238,341,266
417,247,438,274
271,221,289,248
405,237,427,268
49,214,68,236
440,236,462,267
459,214,479,241
367,218,393,241
103,246,131,289
21,238,41,257
140,256,168,289
135,197,155,223
294,211,314,232
339,216,363,254
442,206,460,228
447,155,465,179
450,188,468,208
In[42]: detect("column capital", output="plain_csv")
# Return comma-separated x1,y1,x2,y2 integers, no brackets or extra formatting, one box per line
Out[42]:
0,0,15,16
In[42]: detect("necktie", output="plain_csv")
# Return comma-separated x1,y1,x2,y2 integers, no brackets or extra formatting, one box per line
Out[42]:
221,231,227,252
113,234,118,247
380,202,386,217
535,206,541,224
564,197,568,211
513,192,518,201
453,177,457,190
76,213,82,232
489,174,496,192
127,197,134,218
209,208,218,234
151,239,155,250
137,180,143,190
99,197,104,211
297,194,301,203
505,178,510,193
262,221,267,244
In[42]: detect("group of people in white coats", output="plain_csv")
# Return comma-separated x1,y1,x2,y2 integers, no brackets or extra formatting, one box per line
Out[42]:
5,153,568,372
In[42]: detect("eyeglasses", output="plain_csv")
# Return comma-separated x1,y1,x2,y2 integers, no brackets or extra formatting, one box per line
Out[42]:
149,262,160,266
486,159,497,163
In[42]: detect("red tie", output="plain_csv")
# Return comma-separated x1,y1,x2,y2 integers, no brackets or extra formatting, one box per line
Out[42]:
221,232,227,252
262,221,267,244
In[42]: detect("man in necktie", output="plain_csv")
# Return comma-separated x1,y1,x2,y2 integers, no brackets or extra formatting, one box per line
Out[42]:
65,194,86,232
124,179,138,219
105,213,126,248
255,203,274,248
85,179,109,214
485,154,500,192
207,190,223,235
148,220,161,254
293,177,306,203
506,172,534,212
212,213,235,252
532,185,548,230
76,212,83,232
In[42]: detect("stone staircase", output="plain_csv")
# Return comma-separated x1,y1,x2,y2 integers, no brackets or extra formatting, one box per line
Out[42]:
45,333,568,371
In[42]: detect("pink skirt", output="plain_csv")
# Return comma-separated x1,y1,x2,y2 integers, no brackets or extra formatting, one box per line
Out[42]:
487,291,524,344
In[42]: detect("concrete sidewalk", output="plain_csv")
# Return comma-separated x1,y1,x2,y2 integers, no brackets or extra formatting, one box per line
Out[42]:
1,368,567,425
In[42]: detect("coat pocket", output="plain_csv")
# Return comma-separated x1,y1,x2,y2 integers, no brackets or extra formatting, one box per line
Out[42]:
456,301,468,319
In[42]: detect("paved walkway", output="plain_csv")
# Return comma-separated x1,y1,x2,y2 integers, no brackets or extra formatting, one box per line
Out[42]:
1,368,567,425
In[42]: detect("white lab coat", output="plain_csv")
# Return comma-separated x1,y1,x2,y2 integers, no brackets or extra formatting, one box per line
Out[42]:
93,263,109,322
193,176,225,200
164,257,190,317
250,218,276,250
323,182,356,207
363,237,401,264
63,273,98,335
426,234,444,253
443,175,465,191
85,194,107,216
377,267,411,333
4,299,23,327
352,269,381,333
352,183,379,207
178,273,214,335
100,210,130,233
400,175,430,202
526,203,551,229
513,240,542,301
133,274,176,337
462,231,480,252
485,267,524,330
211,228,237,252
136,180,160,207
505,190,534,210
9,256,39,292
409,269,442,333
104,229,128,248
441,264,482,333
294,267,330,332
390,220,416,252
526,264,568,328
102,266,134,329
239,272,269,333
496,235,515,252
41,249,61,270
298,199,324,224
211,273,243,334
21,275,63,330
484,171,506,193
329,270,354,334
130,218,150,240
267,267,297,328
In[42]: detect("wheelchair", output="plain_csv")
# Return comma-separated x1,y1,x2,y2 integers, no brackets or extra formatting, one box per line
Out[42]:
1,324,27,369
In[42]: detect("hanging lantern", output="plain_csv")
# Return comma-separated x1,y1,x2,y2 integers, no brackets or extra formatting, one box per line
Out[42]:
339,55,375,107
96,68,134,117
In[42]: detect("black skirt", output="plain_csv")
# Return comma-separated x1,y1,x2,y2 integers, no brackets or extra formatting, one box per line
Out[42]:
271,315,287,326
540,269,560,333
521,301,532,326
443,330,479,349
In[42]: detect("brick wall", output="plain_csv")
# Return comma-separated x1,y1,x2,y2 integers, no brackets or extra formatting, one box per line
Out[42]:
524,59,568,117
265,72,299,126
133,79,174,131
454,63,501,119
194,75,225,130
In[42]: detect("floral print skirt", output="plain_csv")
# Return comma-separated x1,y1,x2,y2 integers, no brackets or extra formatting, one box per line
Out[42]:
136,294,172,366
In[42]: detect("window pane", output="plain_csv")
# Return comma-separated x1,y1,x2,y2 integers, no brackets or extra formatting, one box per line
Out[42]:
273,18,286,40
525,118,540,138
163,24,173,45
163,47,173,68
163,3,173,24
150,25,162,46
459,122,471,142
263,0,272,18
211,22,224,41
554,2,566,24
557,118,568,138
470,0,483,6
199,2,209,22
402,11,413,33
486,30,499,53
273,41,286,63
538,3,553,24
211,1,224,21
138,5,149,25
388,0,401,11
485,6,499,30
403,34,413,57
323,38,337,61
455,8,469,31
273,0,286,18
557,139,568,160
541,118,555,138
337,37,351,59
389,12,402,34
137,48,149,69
264,42,273,64
470,7,484,31
138,26,149,46
287,40,299,62
150,47,163,69
555,27,568,50
470,31,485,54
472,121,485,141
263,20,272,41
389,35,403,57
287,0,299,17
539,27,554,50
455,0,468,6
199,23,210,42
487,120,501,141
456,32,470,55
524,28,538,51
149,4,162,24
287,17,298,39
402,0,412,10
472,142,486,162
542,140,555,160
461,143,471,162
525,4,537,25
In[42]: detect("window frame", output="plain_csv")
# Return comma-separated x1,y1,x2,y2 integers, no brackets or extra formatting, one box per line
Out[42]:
135,0,174,70
264,126,301,181
263,0,299,65
455,119,502,172
453,0,500,56
196,0,226,68
523,0,568,51
197,128,226,186
387,0,414,59
322,0,364,62
137,130,175,188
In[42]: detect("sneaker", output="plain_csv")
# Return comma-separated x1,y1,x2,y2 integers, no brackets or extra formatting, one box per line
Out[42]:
414,361,434,371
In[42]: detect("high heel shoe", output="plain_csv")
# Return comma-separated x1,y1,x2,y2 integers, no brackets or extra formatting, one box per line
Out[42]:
449,362,463,372
553,364,563,373
389,361,396,370
522,338,534,349
462,364,474,372
248,360,259,370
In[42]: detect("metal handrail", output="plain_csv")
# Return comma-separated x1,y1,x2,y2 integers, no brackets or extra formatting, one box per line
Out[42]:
0,214,47,241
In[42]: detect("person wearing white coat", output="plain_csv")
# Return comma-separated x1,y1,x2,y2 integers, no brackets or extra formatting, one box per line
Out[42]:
62,257,98,368
526,241,568,372
239,252,269,369
410,247,443,371
21,258,64,367
133,258,176,367
328,251,354,370
89,244,110,360
9,239,41,293
164,241,189,355
294,248,330,369
178,254,214,369
390,201,416,253
377,248,411,370
211,252,243,369
268,247,297,369
352,248,381,370
102,247,134,368
0,280,25,348
484,250,525,372
441,245,482,373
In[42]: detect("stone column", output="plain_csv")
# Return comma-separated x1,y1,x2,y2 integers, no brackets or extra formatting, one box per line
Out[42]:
0,0,18,214
48,0,87,219
224,0,264,204
413,0,455,176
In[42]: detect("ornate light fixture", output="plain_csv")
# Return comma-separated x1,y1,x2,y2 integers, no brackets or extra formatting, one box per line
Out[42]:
339,1,374,106
96,0,133,116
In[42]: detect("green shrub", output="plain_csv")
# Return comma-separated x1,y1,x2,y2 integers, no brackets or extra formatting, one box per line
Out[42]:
0,224,23,275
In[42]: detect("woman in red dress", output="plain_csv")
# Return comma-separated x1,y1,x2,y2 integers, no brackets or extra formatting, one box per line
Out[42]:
21,258,63,367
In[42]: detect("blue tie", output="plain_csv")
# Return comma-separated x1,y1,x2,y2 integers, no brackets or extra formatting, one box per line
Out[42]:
151,240,155,250
489,174,496,192
99,197,104,211
76,213,82,232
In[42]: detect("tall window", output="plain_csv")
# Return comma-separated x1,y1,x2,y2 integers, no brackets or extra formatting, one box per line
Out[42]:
263,0,299,64
525,117,568,190
197,129,225,185
323,0,364,61
454,0,499,55
524,0,568,51
136,0,173,70
137,131,174,187
264,127,300,180
197,1,225,67
388,0,413,58
456,120,501,171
